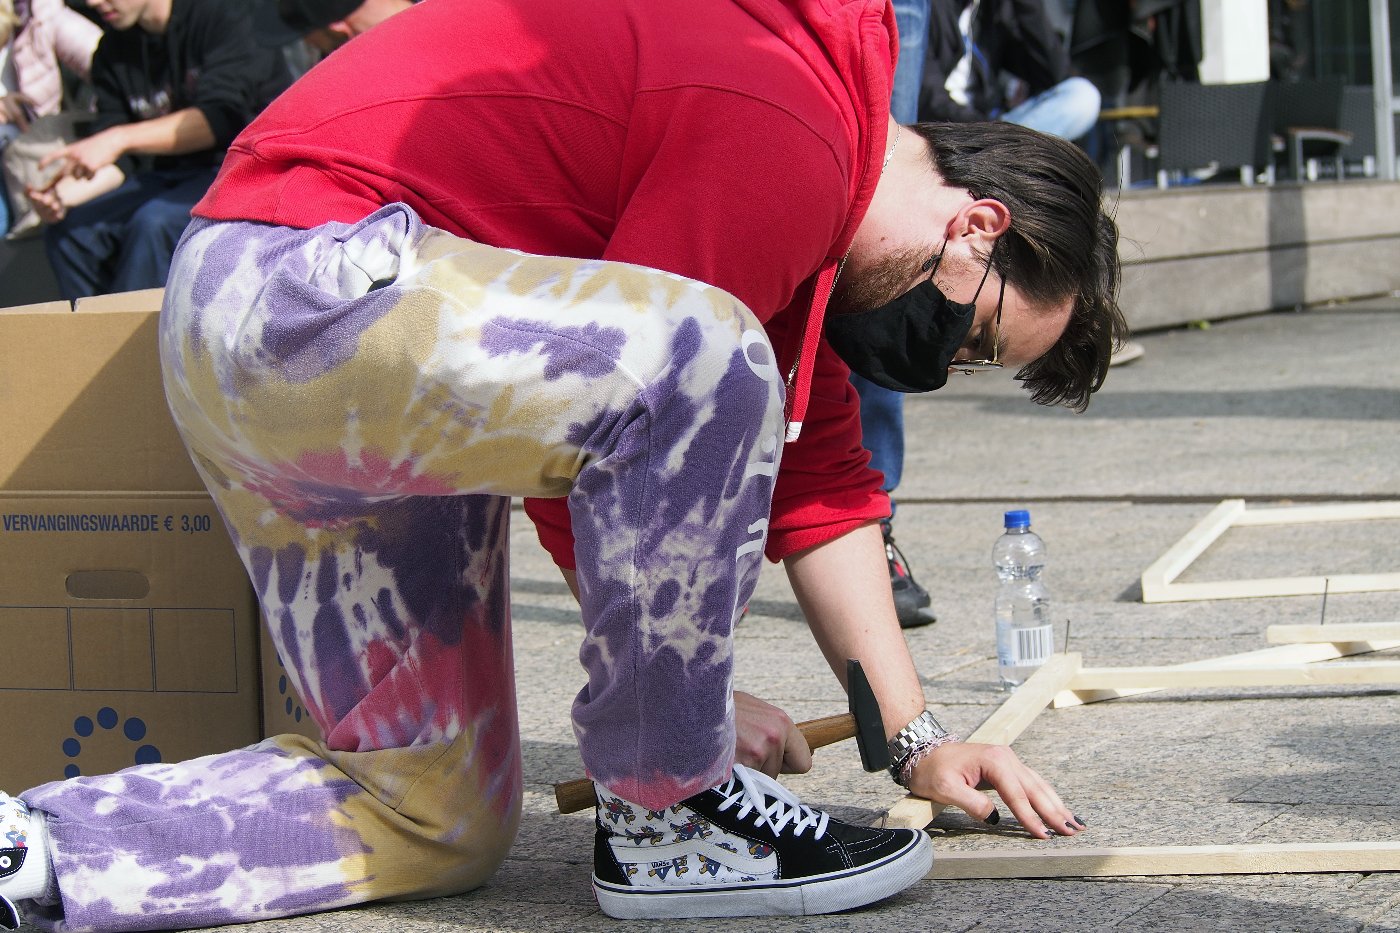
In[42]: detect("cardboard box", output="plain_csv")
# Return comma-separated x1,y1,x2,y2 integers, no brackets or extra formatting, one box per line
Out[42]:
0,291,263,791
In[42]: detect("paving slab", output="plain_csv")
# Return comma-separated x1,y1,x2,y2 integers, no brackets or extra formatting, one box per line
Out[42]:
1104,880,1389,932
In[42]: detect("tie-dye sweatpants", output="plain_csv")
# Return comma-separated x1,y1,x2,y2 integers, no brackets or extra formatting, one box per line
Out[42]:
18,204,785,931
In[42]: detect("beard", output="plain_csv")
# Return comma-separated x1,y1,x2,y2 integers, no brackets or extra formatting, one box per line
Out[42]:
830,244,944,316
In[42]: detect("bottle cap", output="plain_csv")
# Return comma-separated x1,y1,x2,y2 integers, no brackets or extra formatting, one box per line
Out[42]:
1003,509,1031,529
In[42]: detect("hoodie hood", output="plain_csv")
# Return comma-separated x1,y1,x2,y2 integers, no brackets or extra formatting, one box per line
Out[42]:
732,0,896,441
733,0,895,256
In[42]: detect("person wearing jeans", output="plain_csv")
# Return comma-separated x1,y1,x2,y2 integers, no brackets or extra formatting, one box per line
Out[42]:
852,0,1106,629
919,0,1100,138
41,165,216,295
26,0,288,299
849,0,940,629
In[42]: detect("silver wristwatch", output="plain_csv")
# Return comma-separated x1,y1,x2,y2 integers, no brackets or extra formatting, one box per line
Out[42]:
887,710,952,764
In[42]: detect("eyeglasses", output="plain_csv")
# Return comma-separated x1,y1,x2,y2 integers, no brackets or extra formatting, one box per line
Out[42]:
948,273,1005,375
923,238,1007,376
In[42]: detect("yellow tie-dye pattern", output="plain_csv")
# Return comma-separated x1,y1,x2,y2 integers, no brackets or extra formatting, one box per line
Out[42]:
168,224,765,512
269,731,520,903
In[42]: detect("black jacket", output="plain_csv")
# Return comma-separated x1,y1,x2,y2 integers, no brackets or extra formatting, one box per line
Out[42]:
919,0,1070,123
88,0,291,173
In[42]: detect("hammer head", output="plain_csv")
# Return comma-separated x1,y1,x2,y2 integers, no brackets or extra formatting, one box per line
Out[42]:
847,659,890,773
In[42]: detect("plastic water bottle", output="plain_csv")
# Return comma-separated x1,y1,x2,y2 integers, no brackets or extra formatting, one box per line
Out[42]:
993,510,1054,690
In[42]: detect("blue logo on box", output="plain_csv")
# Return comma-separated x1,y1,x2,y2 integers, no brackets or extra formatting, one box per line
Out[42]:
63,707,162,778
276,652,306,724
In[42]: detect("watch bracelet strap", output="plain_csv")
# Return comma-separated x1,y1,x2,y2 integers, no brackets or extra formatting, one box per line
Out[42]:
887,710,961,787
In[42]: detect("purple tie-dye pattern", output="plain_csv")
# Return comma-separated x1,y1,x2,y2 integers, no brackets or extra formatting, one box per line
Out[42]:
251,208,419,385
248,544,273,598
257,284,401,384
14,202,782,930
480,318,629,381
24,744,364,932
569,321,782,803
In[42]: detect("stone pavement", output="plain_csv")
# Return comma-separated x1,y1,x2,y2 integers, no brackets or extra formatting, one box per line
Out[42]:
25,297,1400,932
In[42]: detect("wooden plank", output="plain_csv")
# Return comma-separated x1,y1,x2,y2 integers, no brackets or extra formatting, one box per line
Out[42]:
1232,501,1400,526
1143,572,1400,603
1069,660,1400,691
1053,639,1400,708
926,841,1400,880
879,653,1082,831
965,653,1083,746
1140,499,1243,603
1267,622,1400,644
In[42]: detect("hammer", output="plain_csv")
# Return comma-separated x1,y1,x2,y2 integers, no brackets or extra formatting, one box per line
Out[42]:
553,659,888,814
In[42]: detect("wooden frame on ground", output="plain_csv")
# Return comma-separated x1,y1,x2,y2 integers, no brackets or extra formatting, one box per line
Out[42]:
928,842,1400,879
1053,636,1400,708
1139,499,1400,603
1267,621,1400,643
879,644,1400,879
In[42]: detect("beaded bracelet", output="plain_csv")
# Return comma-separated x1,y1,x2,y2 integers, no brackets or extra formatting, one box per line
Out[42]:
890,732,963,789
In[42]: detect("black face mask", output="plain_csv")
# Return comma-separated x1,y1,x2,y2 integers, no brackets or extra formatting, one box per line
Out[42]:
826,244,992,393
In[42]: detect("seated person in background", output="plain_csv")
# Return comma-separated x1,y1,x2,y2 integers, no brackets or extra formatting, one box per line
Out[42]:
254,0,416,57
27,0,290,299
0,0,101,234
921,0,1100,141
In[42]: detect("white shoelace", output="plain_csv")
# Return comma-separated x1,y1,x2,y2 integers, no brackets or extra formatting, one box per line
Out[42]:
715,764,829,840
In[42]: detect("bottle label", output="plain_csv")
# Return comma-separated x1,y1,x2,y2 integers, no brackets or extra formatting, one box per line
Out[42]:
1010,624,1055,667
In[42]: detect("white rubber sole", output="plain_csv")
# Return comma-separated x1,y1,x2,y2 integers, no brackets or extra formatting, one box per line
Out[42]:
593,831,932,919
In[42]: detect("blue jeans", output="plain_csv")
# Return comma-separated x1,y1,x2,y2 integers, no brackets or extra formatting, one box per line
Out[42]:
854,61,1100,502
1002,76,1101,142
44,165,217,299
889,0,928,126
0,123,20,235
851,0,928,502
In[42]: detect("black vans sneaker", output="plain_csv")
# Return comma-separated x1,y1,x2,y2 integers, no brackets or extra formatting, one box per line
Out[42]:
592,763,932,919
883,520,937,629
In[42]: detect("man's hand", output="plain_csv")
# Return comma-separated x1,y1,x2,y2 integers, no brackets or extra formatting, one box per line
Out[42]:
26,179,67,225
0,93,37,131
907,742,1085,840
733,690,812,777
39,126,128,182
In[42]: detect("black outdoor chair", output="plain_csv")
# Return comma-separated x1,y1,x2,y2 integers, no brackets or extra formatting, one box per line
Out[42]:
1269,76,1351,181
1155,80,1274,188
1338,84,1379,178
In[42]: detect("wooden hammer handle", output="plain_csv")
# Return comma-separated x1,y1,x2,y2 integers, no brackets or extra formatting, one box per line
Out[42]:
553,712,857,814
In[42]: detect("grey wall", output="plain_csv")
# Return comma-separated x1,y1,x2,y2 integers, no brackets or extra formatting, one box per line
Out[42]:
1115,179,1400,331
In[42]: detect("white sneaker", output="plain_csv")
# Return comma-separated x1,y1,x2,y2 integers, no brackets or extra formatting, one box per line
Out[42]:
1109,339,1145,366
0,794,52,931
592,764,932,919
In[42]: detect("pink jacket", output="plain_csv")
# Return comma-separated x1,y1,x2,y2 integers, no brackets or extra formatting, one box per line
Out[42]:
9,0,100,117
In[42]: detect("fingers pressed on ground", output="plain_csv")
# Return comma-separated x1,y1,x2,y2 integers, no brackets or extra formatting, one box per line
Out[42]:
996,783,1054,840
1020,770,1081,835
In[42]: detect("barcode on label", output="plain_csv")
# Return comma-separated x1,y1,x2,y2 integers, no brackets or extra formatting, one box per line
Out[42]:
1012,625,1054,666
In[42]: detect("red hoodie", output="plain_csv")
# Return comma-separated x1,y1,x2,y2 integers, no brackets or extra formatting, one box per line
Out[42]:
194,0,896,564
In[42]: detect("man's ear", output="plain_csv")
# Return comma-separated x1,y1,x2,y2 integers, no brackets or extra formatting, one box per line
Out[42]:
947,198,1011,245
